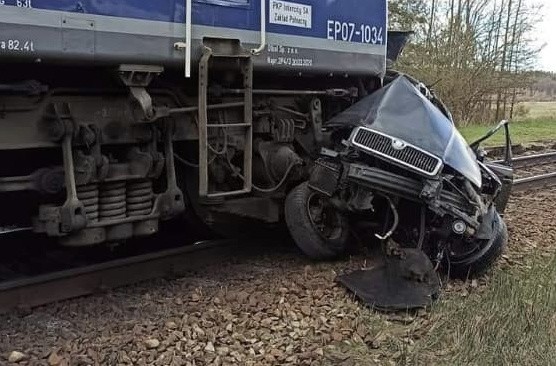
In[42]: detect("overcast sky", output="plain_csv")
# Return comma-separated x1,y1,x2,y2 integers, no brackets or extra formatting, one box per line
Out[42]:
537,0,556,72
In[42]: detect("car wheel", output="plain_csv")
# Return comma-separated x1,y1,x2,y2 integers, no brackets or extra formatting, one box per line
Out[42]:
285,182,349,260
445,211,508,278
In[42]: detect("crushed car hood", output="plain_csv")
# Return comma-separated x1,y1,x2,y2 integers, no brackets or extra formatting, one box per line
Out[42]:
327,76,482,187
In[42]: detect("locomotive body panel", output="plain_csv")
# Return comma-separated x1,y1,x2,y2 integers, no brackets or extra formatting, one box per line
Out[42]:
0,0,387,76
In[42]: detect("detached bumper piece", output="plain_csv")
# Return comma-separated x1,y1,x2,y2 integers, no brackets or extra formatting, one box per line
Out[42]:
337,248,440,311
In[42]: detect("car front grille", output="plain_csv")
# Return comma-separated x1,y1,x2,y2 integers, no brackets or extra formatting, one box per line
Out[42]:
351,127,443,176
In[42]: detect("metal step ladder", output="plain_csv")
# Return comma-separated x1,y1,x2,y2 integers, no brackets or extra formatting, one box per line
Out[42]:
198,40,254,199
173,0,264,199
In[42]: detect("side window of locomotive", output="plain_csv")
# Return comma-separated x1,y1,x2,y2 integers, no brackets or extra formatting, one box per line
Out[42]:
194,0,250,8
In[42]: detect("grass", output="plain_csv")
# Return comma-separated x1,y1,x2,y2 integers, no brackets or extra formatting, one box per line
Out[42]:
458,101,556,146
458,119,556,146
405,255,556,365
336,255,556,365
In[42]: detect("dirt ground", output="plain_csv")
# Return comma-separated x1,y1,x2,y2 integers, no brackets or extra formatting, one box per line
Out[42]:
0,177,555,365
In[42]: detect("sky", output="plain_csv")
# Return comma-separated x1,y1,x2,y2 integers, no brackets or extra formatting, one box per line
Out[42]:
537,0,556,72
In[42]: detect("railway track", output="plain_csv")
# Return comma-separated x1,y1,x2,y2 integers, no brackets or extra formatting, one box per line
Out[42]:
494,151,556,168
0,239,278,314
513,172,556,192
0,151,554,314
497,152,556,192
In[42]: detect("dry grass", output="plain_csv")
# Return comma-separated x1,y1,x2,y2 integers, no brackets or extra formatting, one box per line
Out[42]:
518,101,556,121
334,254,556,365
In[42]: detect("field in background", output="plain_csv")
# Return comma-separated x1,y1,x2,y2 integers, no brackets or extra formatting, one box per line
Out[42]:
459,102,556,146
518,101,556,120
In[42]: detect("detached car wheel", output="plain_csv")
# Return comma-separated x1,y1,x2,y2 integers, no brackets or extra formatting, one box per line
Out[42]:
285,182,349,260
446,211,508,279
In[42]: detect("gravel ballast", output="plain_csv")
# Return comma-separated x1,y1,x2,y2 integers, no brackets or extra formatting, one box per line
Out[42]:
1,185,554,365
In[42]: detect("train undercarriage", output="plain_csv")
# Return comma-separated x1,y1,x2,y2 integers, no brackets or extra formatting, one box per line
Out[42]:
0,50,363,247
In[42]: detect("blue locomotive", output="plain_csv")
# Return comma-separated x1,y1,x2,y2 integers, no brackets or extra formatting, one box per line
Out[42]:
0,1,511,278
0,0,387,75
0,0,388,244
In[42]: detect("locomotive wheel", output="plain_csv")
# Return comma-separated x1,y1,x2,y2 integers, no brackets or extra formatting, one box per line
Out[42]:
285,182,349,260
445,211,508,279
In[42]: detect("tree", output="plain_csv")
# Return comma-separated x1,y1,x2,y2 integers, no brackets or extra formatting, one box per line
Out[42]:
389,0,543,125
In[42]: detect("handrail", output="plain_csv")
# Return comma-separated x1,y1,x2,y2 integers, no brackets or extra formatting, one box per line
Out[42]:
251,0,266,54
185,0,192,77
173,0,192,78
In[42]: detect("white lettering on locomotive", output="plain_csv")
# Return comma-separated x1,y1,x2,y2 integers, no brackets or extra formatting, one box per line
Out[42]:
270,0,312,29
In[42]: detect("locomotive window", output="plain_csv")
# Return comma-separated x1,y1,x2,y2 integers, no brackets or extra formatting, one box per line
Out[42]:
195,0,250,8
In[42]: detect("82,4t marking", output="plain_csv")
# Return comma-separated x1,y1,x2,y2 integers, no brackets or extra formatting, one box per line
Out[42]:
1,39,35,52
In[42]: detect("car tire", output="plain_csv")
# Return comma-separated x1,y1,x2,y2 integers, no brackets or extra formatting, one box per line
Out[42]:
446,211,508,279
285,182,349,260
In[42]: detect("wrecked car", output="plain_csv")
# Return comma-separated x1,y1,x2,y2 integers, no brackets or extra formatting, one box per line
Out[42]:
285,73,513,279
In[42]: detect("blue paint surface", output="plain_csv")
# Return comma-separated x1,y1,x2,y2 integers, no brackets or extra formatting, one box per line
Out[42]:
1,0,387,43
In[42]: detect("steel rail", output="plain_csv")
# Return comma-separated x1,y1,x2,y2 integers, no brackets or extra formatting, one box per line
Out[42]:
513,172,556,192
493,152,556,168
0,239,266,314
0,226,32,235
